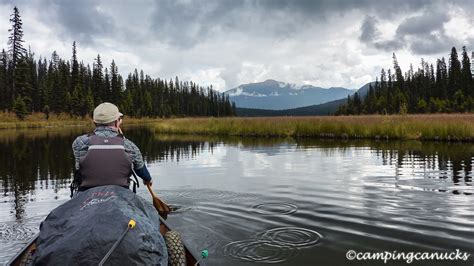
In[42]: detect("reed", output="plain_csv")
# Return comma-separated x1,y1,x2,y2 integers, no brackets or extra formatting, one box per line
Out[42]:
152,114,474,141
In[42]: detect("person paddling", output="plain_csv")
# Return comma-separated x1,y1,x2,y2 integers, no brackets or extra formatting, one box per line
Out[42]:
72,102,152,191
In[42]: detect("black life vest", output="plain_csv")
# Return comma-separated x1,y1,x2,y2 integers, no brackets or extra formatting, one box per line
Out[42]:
79,134,132,189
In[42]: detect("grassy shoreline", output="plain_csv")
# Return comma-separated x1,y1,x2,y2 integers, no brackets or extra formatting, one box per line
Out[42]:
0,112,162,129
152,114,474,142
3,113,474,142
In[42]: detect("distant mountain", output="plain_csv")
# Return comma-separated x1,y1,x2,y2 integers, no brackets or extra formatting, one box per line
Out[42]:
225,79,354,110
236,98,346,116
234,82,375,116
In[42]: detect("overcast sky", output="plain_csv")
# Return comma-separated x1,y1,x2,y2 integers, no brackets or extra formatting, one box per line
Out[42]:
1,0,473,91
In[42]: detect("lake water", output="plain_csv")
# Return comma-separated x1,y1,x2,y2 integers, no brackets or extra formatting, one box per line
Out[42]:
0,126,473,265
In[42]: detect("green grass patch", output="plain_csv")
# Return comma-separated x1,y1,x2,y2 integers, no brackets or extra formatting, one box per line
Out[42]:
152,114,474,141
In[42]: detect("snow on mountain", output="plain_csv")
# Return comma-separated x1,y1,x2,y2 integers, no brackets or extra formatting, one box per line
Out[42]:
224,79,355,110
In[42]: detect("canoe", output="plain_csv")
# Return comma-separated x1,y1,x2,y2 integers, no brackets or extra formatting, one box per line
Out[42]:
8,216,202,266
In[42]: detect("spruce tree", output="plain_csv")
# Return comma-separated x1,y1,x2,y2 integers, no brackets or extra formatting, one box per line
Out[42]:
0,50,6,110
83,88,94,116
92,54,103,104
110,60,122,105
15,56,33,111
7,6,27,101
448,47,461,99
103,68,110,102
392,53,404,88
461,46,472,96
27,49,40,112
12,95,28,120
71,41,79,91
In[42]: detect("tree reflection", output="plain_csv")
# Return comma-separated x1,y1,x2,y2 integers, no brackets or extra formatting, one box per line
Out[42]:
1,127,473,221
0,126,218,220
297,139,473,195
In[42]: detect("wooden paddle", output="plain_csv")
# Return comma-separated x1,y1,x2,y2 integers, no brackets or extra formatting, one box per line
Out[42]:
147,184,171,219
118,126,171,218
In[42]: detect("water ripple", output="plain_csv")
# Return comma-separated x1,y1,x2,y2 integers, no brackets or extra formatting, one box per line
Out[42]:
223,239,297,264
0,223,37,241
179,189,239,201
223,227,322,264
259,227,323,248
176,189,260,203
250,203,298,215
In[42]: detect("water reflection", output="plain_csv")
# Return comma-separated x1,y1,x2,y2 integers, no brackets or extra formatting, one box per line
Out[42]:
1,128,473,223
297,140,473,195
0,126,222,222
0,126,473,265
0,129,78,220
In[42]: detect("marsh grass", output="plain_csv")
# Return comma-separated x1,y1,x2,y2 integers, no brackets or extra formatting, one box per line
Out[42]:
0,112,162,129
152,114,474,141
4,112,473,141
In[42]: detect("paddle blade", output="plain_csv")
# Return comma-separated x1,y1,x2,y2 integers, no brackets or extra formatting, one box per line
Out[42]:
153,196,171,213
147,184,171,218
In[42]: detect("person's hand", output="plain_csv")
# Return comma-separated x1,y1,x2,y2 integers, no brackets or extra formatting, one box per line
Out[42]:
144,180,153,186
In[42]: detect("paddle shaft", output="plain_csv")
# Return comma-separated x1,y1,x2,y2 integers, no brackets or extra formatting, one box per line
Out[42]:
122,127,170,216
146,183,158,198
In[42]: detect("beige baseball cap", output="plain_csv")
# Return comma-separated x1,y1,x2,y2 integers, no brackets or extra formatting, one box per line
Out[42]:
93,102,123,124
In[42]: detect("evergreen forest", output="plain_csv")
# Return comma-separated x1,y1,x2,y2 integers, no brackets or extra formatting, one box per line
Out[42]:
337,48,474,115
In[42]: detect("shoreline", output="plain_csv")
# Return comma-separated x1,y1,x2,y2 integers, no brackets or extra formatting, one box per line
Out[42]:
3,113,474,142
0,112,163,129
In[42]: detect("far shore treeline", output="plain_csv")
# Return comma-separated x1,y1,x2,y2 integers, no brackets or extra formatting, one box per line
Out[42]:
338,49,474,115
0,7,235,120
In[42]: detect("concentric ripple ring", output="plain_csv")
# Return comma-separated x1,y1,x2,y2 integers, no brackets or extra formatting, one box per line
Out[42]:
259,227,323,248
251,202,298,215
223,239,298,264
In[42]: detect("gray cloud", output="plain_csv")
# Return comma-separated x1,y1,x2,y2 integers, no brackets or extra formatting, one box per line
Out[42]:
396,10,449,35
359,15,379,43
373,39,404,51
148,0,438,48
257,0,432,16
359,15,403,51
409,35,449,55
359,6,462,55
148,0,244,48
41,0,116,46
396,10,456,54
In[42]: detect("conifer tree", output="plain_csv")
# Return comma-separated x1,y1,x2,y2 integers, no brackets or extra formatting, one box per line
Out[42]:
12,95,28,120
110,60,122,105
448,47,462,98
92,54,103,104
103,68,110,102
461,46,472,95
8,6,27,101
71,41,79,92
0,50,6,110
